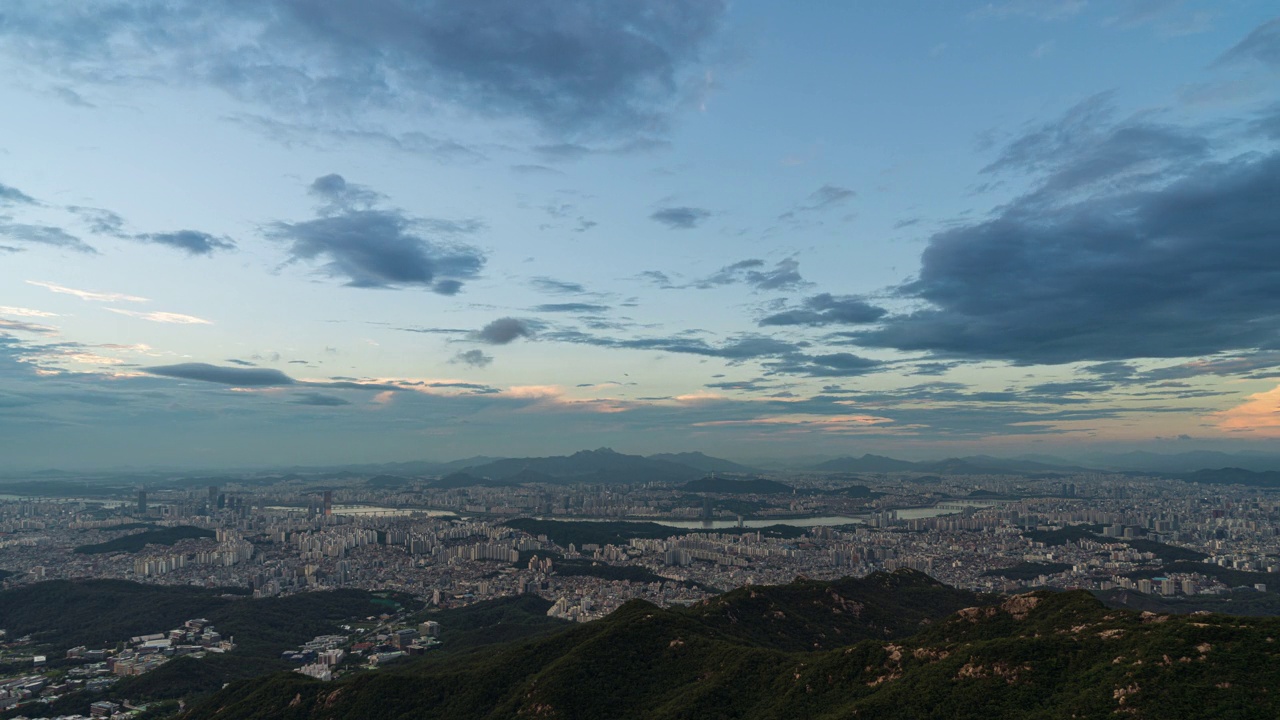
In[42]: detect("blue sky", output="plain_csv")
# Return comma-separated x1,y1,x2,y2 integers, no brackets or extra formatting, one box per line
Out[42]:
2,0,1280,469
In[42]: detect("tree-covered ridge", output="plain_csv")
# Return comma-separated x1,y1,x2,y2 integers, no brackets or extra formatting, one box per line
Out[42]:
0,580,388,657
73,525,215,554
181,571,1280,720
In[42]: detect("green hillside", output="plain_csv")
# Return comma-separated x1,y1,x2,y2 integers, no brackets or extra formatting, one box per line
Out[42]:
182,570,1280,720
73,526,215,554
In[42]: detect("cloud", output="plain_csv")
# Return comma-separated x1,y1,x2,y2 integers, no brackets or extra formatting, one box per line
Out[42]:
0,222,95,253
0,306,58,319
0,182,35,205
269,174,485,293
531,277,587,295
549,330,799,362
765,352,881,377
981,93,1210,200
474,317,536,345
1216,384,1280,436
106,309,212,325
807,184,856,208
135,230,236,255
698,258,806,291
142,363,295,387
857,138,1280,363
68,206,125,235
0,0,728,137
779,184,856,219
759,293,886,327
309,173,384,210
290,392,351,406
1218,17,1280,68
0,318,57,335
451,349,493,368
972,0,1087,22
650,206,711,229
534,303,611,313
26,280,148,303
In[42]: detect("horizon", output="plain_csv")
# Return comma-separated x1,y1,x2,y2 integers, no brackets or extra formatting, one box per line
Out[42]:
4,2,1280,469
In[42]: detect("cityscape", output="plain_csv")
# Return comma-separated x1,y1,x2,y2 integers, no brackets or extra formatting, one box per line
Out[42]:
3,0,1280,717
4,448,1280,717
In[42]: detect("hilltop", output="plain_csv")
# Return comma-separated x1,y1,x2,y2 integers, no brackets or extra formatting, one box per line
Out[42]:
178,569,1280,720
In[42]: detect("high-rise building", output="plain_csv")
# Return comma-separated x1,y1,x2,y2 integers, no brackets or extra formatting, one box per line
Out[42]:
137,489,147,515
323,490,333,516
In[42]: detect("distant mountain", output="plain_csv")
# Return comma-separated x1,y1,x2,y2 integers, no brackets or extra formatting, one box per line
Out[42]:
1092,450,1280,474
678,476,795,494
810,453,919,472
431,472,517,489
460,448,703,485
811,453,1092,476
647,451,759,474
1177,467,1280,488
365,474,415,489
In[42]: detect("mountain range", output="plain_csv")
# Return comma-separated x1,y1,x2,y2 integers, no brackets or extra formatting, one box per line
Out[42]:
181,570,1280,719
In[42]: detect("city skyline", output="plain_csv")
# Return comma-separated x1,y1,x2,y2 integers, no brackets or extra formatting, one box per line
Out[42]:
3,1,1280,468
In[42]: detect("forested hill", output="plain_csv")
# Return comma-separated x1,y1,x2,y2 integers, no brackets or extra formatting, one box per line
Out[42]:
181,569,1280,720
0,580,391,656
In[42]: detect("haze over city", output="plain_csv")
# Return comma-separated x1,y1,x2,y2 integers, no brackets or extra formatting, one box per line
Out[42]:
3,1,1280,469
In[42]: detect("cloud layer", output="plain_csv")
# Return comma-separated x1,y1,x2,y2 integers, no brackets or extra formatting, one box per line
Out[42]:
0,0,728,137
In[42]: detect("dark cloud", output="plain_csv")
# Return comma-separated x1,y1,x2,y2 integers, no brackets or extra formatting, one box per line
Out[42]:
143,363,295,387
309,173,384,209
1084,362,1138,382
136,230,236,255
981,93,1210,200
0,0,728,137
534,137,672,162
228,114,486,163
397,326,469,336
1026,380,1112,396
637,270,676,288
269,174,485,293
705,379,775,392
1218,17,1280,68
1255,107,1280,140
0,318,57,335
511,164,562,175
808,184,856,208
451,349,493,368
534,303,611,313
764,352,881,377
531,277,587,295
0,221,95,253
225,359,257,367
290,392,350,406
779,184,856,220
759,293,886,327
650,206,711,229
474,317,536,345
549,330,799,361
0,182,35,205
697,258,806,291
858,144,1280,364
68,206,125,235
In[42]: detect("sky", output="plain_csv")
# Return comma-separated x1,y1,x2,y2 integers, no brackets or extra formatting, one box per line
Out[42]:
2,0,1280,470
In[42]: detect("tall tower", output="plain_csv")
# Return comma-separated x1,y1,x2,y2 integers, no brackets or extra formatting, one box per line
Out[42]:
137,489,148,515
323,490,333,517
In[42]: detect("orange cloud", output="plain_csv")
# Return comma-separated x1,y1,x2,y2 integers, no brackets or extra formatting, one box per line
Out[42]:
693,413,893,430
1215,385,1280,436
